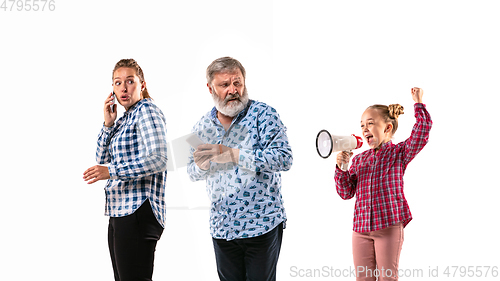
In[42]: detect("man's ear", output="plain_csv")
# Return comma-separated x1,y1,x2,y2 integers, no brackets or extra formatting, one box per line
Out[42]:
207,83,213,95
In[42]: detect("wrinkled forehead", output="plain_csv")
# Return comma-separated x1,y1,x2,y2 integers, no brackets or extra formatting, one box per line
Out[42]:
213,68,244,81
217,67,242,77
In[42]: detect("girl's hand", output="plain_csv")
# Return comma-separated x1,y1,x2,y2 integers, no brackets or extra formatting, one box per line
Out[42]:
411,87,423,103
83,165,110,184
104,92,117,127
336,151,353,170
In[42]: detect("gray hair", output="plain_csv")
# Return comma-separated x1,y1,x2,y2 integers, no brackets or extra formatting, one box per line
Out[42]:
206,57,246,86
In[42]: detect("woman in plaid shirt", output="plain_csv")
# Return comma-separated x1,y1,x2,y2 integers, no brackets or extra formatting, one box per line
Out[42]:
83,59,168,281
335,88,432,281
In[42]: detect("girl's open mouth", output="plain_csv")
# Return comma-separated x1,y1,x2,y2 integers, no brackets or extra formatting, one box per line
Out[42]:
365,135,373,145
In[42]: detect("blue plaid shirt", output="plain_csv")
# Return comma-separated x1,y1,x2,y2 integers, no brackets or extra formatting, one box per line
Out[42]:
187,100,293,240
96,98,168,228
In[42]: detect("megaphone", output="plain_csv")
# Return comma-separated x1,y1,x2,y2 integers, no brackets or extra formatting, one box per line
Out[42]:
316,130,363,171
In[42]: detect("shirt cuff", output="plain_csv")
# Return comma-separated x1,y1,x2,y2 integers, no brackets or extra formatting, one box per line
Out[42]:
238,149,257,171
102,124,113,133
107,165,118,180
194,162,210,175
335,164,348,173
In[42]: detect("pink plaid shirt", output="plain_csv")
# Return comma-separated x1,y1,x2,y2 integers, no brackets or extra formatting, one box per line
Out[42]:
335,103,432,233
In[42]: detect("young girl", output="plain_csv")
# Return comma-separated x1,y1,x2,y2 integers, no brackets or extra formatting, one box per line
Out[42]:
335,87,432,281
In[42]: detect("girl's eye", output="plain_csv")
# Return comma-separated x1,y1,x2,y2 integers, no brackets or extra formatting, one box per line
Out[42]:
127,80,134,84
115,81,121,86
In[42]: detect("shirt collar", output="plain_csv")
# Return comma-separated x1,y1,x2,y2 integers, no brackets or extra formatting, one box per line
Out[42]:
125,98,149,115
372,140,393,153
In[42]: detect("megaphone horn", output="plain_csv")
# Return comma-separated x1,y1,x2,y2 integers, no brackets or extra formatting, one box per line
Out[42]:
316,130,363,171
316,130,333,159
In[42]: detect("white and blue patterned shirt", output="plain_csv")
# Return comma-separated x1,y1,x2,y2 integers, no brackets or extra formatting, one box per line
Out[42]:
96,98,168,228
187,100,293,240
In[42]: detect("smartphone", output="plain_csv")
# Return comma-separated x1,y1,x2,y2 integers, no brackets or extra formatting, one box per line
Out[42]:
110,92,116,113
186,133,204,148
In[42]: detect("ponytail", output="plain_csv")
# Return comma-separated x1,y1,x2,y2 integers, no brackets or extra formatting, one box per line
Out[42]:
142,87,151,99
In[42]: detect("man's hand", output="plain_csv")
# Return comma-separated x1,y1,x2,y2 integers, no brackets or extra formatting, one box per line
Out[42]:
194,146,213,170
83,165,111,184
194,144,239,170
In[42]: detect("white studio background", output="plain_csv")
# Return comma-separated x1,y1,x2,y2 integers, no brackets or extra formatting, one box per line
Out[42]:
0,0,498,280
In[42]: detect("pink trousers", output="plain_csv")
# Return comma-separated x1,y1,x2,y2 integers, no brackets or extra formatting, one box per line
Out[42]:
352,222,404,281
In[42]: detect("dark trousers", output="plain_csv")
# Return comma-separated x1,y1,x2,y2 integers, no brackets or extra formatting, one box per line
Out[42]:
108,200,164,281
212,222,284,281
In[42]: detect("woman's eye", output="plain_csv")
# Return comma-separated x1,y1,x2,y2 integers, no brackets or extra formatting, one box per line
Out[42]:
115,81,121,86
127,80,134,84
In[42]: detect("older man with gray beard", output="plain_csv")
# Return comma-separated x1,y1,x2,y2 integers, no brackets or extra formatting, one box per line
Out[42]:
187,57,293,281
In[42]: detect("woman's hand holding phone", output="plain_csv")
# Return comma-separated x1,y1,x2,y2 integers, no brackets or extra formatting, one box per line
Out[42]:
104,92,117,127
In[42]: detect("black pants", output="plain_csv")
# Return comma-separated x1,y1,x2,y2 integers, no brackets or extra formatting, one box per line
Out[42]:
212,222,284,281
108,200,164,281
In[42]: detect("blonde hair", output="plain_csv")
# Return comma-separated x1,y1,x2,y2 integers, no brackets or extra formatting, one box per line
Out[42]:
367,104,404,135
112,58,151,99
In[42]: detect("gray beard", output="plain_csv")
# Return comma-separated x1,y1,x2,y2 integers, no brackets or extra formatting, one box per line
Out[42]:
211,87,249,117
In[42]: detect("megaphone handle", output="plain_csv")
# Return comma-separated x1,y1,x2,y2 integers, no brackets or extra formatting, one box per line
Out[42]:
340,150,351,172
